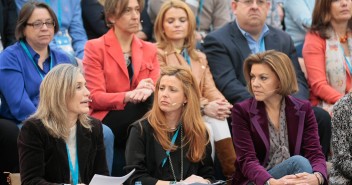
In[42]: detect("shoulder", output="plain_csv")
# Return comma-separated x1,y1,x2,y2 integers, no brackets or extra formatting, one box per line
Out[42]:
333,93,352,113
286,96,312,110
233,98,255,112
268,25,292,40
0,43,22,68
305,32,325,43
139,39,157,53
21,118,47,135
206,22,233,40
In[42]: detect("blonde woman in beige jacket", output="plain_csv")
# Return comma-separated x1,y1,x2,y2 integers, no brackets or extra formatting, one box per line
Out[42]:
154,0,236,181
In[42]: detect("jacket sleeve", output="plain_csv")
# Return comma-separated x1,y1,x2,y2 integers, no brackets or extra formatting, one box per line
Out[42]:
81,0,108,39
196,141,216,183
203,33,252,104
124,124,159,185
82,40,127,110
212,0,231,30
0,50,36,122
300,102,328,183
232,103,271,185
303,32,344,104
68,0,87,59
284,0,312,31
331,97,352,180
3,0,17,47
18,121,56,185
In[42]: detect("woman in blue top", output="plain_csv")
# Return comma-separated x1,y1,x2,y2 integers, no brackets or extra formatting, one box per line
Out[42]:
0,2,73,180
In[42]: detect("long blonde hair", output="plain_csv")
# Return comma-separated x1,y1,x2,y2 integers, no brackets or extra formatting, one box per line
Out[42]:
147,66,209,162
30,64,91,140
154,0,199,60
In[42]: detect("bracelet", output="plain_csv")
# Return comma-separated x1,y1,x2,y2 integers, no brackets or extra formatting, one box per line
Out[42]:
169,181,177,184
314,173,322,185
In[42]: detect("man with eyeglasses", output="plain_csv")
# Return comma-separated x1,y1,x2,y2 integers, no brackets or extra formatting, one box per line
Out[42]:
202,0,329,185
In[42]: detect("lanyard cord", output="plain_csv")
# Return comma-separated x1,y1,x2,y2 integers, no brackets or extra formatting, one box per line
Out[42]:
19,40,53,79
161,124,182,168
66,144,79,185
45,0,62,28
196,0,205,31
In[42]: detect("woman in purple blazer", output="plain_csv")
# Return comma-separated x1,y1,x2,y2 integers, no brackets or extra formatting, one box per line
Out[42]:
232,50,327,185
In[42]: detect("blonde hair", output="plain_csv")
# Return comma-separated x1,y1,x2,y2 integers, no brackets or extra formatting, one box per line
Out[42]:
154,0,198,60
243,50,298,96
104,0,144,27
146,66,209,162
30,64,91,140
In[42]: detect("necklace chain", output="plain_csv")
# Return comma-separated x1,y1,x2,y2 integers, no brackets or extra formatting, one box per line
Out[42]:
168,124,183,182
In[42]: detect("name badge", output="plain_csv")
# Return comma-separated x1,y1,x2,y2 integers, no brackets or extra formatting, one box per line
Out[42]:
53,30,75,57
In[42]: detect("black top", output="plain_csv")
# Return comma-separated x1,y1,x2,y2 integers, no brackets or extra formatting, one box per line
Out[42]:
124,119,215,185
0,0,17,48
18,117,109,185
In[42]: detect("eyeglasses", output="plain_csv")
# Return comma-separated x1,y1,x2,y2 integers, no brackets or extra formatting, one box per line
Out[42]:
237,0,267,6
26,21,55,29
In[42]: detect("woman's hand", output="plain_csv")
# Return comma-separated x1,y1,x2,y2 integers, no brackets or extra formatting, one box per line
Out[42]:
268,173,320,185
182,175,210,184
136,78,155,91
124,88,153,104
204,99,233,120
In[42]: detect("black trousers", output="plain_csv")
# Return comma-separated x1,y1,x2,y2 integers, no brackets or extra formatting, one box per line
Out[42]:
0,119,19,185
312,106,332,160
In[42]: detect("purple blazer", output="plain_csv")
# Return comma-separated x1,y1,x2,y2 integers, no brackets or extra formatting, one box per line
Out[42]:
231,96,327,185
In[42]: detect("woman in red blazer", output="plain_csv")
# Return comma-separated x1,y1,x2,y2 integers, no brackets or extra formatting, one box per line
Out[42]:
82,0,160,175
232,50,327,185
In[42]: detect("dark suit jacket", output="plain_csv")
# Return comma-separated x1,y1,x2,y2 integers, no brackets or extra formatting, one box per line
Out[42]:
231,96,327,185
124,120,215,185
18,117,109,185
202,21,309,105
0,0,17,48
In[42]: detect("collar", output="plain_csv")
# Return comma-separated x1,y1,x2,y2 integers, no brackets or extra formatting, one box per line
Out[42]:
236,21,270,42
23,40,52,62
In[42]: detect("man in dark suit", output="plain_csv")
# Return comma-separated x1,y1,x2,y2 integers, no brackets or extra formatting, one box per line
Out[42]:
0,0,17,52
202,0,331,159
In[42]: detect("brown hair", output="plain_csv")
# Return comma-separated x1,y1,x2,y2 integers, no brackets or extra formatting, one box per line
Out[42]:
154,0,198,60
15,2,59,40
104,0,144,27
146,66,209,162
310,0,352,39
243,50,298,96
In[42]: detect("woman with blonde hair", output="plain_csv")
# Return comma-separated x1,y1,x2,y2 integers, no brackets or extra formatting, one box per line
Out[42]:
153,0,235,180
125,66,215,185
18,64,109,185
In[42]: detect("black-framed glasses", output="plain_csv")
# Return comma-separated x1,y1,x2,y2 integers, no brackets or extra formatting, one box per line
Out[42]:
26,21,55,29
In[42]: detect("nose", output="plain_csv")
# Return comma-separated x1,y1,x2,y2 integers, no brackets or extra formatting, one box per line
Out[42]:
251,78,260,88
131,9,139,19
41,23,49,30
84,86,90,96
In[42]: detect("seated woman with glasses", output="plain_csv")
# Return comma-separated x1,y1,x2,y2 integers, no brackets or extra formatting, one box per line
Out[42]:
232,50,327,185
124,66,215,185
0,2,75,178
18,64,109,184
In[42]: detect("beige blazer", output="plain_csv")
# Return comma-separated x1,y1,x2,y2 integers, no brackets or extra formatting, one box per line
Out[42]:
157,48,225,106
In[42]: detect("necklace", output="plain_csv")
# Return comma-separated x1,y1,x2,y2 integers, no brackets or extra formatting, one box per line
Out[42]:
337,32,348,43
168,124,183,182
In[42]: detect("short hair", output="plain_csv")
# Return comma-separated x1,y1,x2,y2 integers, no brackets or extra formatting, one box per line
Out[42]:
154,0,198,60
243,50,298,96
31,64,91,140
104,0,144,27
147,66,209,162
15,2,59,40
310,0,352,39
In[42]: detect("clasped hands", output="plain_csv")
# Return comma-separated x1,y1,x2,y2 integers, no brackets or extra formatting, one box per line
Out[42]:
203,99,233,120
125,78,155,104
269,172,320,185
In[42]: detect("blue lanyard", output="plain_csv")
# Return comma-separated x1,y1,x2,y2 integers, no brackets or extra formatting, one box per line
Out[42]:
259,37,265,53
181,49,191,66
45,0,62,28
196,0,204,31
161,124,181,167
66,144,79,185
20,40,53,80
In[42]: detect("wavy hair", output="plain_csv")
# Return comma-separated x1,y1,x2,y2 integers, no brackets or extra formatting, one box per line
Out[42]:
243,50,298,96
30,64,91,140
154,0,198,60
146,66,209,162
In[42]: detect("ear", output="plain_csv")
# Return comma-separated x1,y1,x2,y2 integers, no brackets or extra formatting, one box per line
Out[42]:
232,1,237,15
107,15,115,24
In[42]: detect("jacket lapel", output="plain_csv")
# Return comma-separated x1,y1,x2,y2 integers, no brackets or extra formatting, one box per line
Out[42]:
105,29,129,78
285,96,305,155
77,123,91,178
231,21,254,60
264,28,279,51
249,100,270,164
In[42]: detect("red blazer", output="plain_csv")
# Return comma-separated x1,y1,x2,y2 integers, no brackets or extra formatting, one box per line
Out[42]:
231,96,327,185
83,29,160,120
